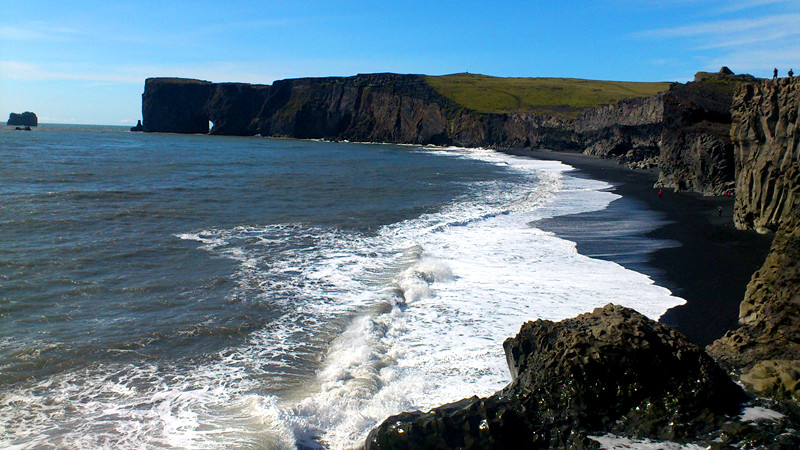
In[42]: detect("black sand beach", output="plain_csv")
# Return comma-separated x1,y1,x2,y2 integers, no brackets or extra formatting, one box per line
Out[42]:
509,149,774,347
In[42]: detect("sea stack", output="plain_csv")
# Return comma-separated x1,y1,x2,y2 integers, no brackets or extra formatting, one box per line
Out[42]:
7,111,38,127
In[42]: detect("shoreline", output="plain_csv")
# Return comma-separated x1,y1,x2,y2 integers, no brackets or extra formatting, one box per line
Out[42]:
502,148,773,347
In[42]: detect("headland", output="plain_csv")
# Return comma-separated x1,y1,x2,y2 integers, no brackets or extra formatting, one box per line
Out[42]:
137,70,800,447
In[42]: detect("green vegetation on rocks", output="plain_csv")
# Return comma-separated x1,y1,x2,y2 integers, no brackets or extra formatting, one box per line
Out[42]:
424,73,671,117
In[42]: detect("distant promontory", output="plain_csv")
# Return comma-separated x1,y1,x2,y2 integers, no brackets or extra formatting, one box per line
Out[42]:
7,111,38,127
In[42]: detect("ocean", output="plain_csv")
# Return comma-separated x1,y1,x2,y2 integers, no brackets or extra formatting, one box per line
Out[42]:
0,124,684,449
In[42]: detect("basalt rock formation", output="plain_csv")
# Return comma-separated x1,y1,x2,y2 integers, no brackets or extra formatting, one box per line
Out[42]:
708,77,800,400
730,77,800,233
142,74,535,147
708,213,800,399
656,69,756,195
366,305,749,449
141,69,756,197
142,78,214,133
570,94,664,167
564,68,755,195
7,111,38,127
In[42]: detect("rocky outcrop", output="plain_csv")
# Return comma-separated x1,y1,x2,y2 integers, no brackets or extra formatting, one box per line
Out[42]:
656,70,757,195
367,305,748,449
142,74,538,146
574,94,664,132
140,70,761,196
142,78,214,133
731,77,800,233
708,212,800,400
570,95,665,167
7,111,38,127
129,120,143,132
707,77,800,402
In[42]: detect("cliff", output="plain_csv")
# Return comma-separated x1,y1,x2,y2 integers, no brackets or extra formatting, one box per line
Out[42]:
7,111,38,127
707,77,800,400
656,70,756,195
141,74,658,152
142,78,214,133
570,94,664,168
141,69,755,196
143,74,535,147
139,72,800,444
731,77,800,233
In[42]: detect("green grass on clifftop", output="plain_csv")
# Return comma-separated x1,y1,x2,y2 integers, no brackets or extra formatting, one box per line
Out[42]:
424,73,671,117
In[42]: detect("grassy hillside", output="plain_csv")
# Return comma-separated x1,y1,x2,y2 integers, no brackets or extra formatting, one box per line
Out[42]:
424,73,671,118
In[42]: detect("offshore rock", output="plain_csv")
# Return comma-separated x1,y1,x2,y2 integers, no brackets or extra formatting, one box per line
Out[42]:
7,111,38,127
366,305,746,449
731,77,800,233
708,212,800,400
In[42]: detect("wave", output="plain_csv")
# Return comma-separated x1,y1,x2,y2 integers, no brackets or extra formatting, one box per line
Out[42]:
0,146,685,449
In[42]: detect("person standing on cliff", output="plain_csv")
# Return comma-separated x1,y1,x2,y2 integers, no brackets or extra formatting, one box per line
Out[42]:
774,68,779,79
790,68,795,79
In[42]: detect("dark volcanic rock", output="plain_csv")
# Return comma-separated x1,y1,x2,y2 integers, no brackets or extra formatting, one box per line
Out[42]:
708,212,800,400
706,77,800,402
7,111,38,127
141,73,542,146
657,70,756,195
208,83,271,135
140,71,772,200
366,305,747,449
730,77,800,233
129,120,143,132
573,95,664,167
256,74,455,144
142,78,214,133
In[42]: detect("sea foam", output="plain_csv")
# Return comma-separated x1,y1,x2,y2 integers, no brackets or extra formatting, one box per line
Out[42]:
0,145,685,449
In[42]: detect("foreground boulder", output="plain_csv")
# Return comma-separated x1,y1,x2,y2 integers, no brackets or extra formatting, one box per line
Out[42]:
7,111,38,127
366,304,747,449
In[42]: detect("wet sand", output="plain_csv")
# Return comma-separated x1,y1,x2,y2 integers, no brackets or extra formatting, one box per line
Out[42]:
505,148,774,347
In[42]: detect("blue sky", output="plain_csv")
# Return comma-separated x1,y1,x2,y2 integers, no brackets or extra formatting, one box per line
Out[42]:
1,0,798,125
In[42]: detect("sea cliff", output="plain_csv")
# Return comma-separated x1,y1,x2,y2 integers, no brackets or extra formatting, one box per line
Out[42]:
141,69,753,197
139,71,800,446
143,74,529,147
368,75,800,448
708,77,800,401
730,77,800,233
